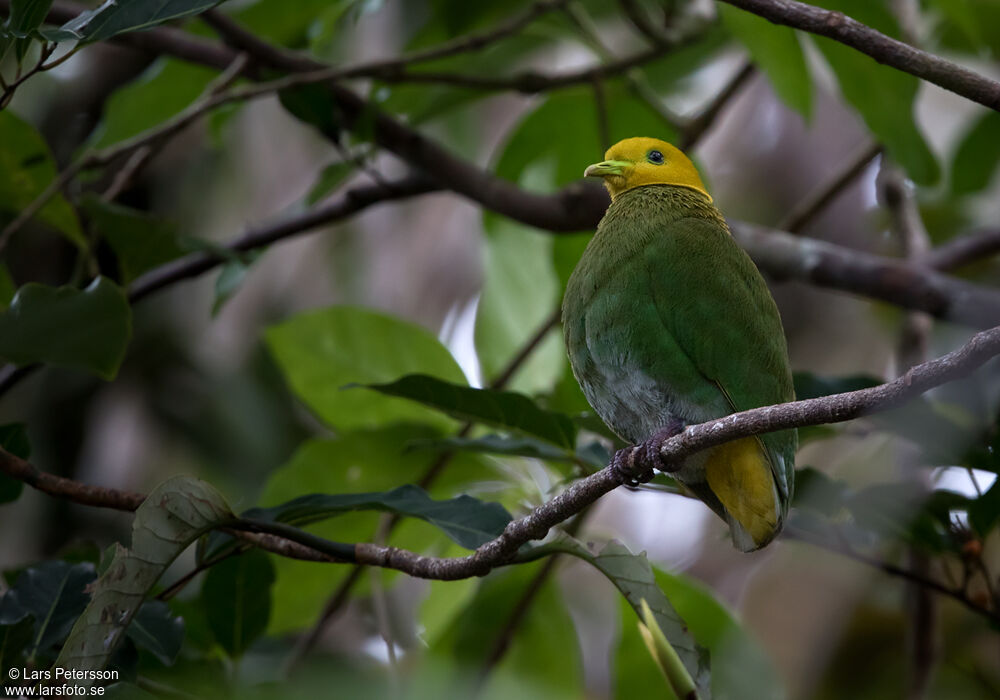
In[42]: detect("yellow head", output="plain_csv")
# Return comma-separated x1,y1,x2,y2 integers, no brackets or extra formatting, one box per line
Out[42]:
584,137,710,201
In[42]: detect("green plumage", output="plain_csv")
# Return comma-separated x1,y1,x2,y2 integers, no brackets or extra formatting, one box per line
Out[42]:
562,184,797,548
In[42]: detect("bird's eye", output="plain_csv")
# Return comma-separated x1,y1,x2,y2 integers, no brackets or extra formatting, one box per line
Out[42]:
647,150,665,164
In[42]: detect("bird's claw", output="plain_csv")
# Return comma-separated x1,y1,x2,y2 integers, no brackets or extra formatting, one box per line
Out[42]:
612,446,655,488
613,420,685,487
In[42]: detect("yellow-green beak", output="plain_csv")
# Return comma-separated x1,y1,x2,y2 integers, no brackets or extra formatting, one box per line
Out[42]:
583,160,631,178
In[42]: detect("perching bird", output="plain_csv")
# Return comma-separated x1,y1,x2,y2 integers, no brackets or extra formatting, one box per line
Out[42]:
562,137,796,552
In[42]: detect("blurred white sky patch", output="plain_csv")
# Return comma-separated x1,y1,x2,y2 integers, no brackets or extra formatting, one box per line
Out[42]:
594,489,711,570
439,295,482,388
934,466,997,497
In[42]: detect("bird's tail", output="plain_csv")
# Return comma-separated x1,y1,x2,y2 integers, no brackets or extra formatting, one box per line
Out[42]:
704,437,782,552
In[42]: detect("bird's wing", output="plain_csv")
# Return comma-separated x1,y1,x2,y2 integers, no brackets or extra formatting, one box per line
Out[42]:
642,216,797,497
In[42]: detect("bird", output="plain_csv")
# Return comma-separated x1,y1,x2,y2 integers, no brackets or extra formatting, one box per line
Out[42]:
562,136,797,552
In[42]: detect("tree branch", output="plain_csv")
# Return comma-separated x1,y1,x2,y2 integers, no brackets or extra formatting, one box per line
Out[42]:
7,2,998,337
4,324,1000,618
717,0,1000,112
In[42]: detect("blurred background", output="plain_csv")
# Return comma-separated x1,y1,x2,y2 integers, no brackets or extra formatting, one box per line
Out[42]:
1,0,999,698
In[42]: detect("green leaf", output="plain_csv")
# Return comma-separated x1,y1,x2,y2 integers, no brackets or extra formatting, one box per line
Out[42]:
0,614,34,680
926,0,1000,57
408,433,581,466
305,159,356,205
362,374,577,449
0,111,84,247
657,569,782,700
90,59,217,149
80,196,186,284
4,561,96,658
718,4,812,118
54,0,223,43
278,83,341,139
0,277,131,380
212,254,259,316
792,466,850,515
8,0,54,36
230,0,344,48
968,480,1000,537
55,476,234,681
951,110,1000,195
0,265,16,310
809,0,938,184
475,215,564,394
636,598,699,699
561,540,710,698
432,562,584,699
201,549,274,659
257,426,495,634
0,424,30,505
848,484,969,552
125,601,183,666
246,483,511,550
8,0,53,61
265,305,466,431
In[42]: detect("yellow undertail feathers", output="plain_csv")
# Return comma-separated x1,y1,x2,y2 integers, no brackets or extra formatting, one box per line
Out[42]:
704,437,780,552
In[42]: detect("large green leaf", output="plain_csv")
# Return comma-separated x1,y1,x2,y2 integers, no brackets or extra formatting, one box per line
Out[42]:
258,426,495,634
201,549,274,659
245,484,511,550
55,477,234,681
431,562,584,700
563,540,710,698
362,374,577,449
656,569,782,700
231,0,345,48
0,111,84,247
2,561,95,659
80,196,186,284
950,110,1000,195
475,214,564,393
53,0,223,43
90,59,217,149
926,0,1000,57
809,0,938,184
265,305,465,431
0,277,131,379
718,4,812,118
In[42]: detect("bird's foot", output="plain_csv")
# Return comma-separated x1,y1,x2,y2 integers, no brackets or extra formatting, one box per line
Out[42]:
612,419,686,488
612,446,654,488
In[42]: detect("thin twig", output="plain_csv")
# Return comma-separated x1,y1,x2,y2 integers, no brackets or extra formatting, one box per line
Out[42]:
920,230,1000,272
785,526,994,622
679,61,756,151
562,0,685,133
777,140,883,233
880,161,937,700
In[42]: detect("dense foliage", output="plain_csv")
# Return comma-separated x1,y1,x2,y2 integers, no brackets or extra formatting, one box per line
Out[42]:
0,1,999,698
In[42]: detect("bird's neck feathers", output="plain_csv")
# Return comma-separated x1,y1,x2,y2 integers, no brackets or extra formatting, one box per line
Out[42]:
603,185,728,236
